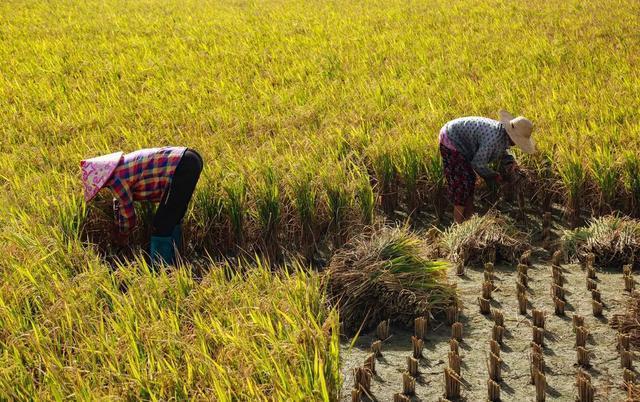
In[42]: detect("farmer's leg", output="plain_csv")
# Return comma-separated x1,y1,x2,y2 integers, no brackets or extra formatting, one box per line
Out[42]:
464,196,474,220
153,149,204,236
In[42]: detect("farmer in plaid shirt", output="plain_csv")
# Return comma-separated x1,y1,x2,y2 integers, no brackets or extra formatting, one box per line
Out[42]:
81,147,203,266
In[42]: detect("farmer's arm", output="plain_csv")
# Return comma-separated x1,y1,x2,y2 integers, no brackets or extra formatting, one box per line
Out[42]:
470,142,500,181
110,176,137,235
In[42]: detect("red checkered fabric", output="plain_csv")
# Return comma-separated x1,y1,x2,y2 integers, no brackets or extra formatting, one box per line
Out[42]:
107,147,186,233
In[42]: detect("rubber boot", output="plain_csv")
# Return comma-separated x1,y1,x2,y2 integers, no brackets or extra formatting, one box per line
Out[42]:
150,236,175,267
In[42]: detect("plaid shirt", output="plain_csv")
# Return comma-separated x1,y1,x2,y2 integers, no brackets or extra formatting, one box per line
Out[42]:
106,147,187,234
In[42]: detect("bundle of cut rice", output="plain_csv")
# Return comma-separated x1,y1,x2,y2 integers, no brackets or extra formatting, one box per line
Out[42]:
562,216,640,269
440,212,529,267
325,226,457,333
611,291,640,347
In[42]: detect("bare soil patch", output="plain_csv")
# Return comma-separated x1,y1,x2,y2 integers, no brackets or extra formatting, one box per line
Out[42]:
341,259,632,401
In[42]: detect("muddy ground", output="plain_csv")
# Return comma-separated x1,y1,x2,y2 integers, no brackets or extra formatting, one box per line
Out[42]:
340,257,633,401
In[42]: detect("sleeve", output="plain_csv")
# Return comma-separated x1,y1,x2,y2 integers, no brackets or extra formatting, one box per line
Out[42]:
470,141,499,180
110,176,137,234
501,149,515,165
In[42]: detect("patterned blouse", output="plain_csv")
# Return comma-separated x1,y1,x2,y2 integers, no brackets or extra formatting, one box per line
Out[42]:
106,147,186,234
442,117,515,179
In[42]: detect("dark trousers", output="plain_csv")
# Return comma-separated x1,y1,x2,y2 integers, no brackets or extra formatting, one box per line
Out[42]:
152,149,203,236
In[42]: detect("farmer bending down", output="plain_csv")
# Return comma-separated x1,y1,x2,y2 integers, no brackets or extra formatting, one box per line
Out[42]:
439,110,535,224
81,147,203,266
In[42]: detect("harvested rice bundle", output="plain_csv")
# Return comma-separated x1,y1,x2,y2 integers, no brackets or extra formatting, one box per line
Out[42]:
441,212,529,266
326,227,457,332
611,292,640,348
562,216,640,270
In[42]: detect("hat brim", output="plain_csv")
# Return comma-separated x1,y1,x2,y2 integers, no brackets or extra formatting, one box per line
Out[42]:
81,151,123,202
499,110,536,154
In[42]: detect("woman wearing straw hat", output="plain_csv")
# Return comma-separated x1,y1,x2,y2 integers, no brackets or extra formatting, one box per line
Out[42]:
80,147,203,267
438,110,535,223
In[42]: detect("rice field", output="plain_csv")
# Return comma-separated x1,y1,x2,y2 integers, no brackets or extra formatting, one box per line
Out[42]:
2,0,640,399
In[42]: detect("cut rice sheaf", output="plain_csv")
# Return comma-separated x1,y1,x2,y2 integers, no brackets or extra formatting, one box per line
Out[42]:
325,226,458,333
562,215,640,269
440,212,530,267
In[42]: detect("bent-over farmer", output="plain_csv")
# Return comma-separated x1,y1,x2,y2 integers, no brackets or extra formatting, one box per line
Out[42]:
81,147,203,266
439,110,535,224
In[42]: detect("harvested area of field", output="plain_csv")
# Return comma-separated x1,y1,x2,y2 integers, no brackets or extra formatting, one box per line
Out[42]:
341,259,633,401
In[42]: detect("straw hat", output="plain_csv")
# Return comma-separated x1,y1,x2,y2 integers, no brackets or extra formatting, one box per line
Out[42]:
80,151,123,202
499,110,535,154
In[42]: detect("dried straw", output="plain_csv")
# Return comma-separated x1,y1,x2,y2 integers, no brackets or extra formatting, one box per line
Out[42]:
611,292,640,348
622,350,634,370
371,340,382,357
479,297,491,315
551,249,564,266
446,304,459,326
520,250,532,266
364,353,376,374
586,278,597,291
587,267,597,279
351,388,361,402
619,332,631,351
530,351,544,385
485,262,494,273
576,326,588,347
554,297,566,316
592,289,602,303
517,281,527,295
452,322,463,341
377,319,390,340
576,370,595,402
624,264,633,276
552,265,564,285
519,271,529,288
326,227,457,333
353,366,372,393
533,369,546,401
533,326,544,346
393,393,410,402
573,314,585,330
518,263,529,276
625,275,635,292
448,351,461,375
482,281,493,299
442,213,528,266
492,325,504,345
493,309,504,327
518,291,528,315
533,309,545,328
455,262,465,276
551,283,565,301
488,352,502,381
487,378,501,402
402,372,415,395
407,356,419,377
444,367,461,399
484,270,493,283
592,300,603,317
490,339,500,356
414,316,428,340
577,346,592,367
412,336,423,359
449,338,459,354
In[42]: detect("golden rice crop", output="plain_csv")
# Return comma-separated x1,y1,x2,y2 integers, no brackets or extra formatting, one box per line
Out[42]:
2,0,640,399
